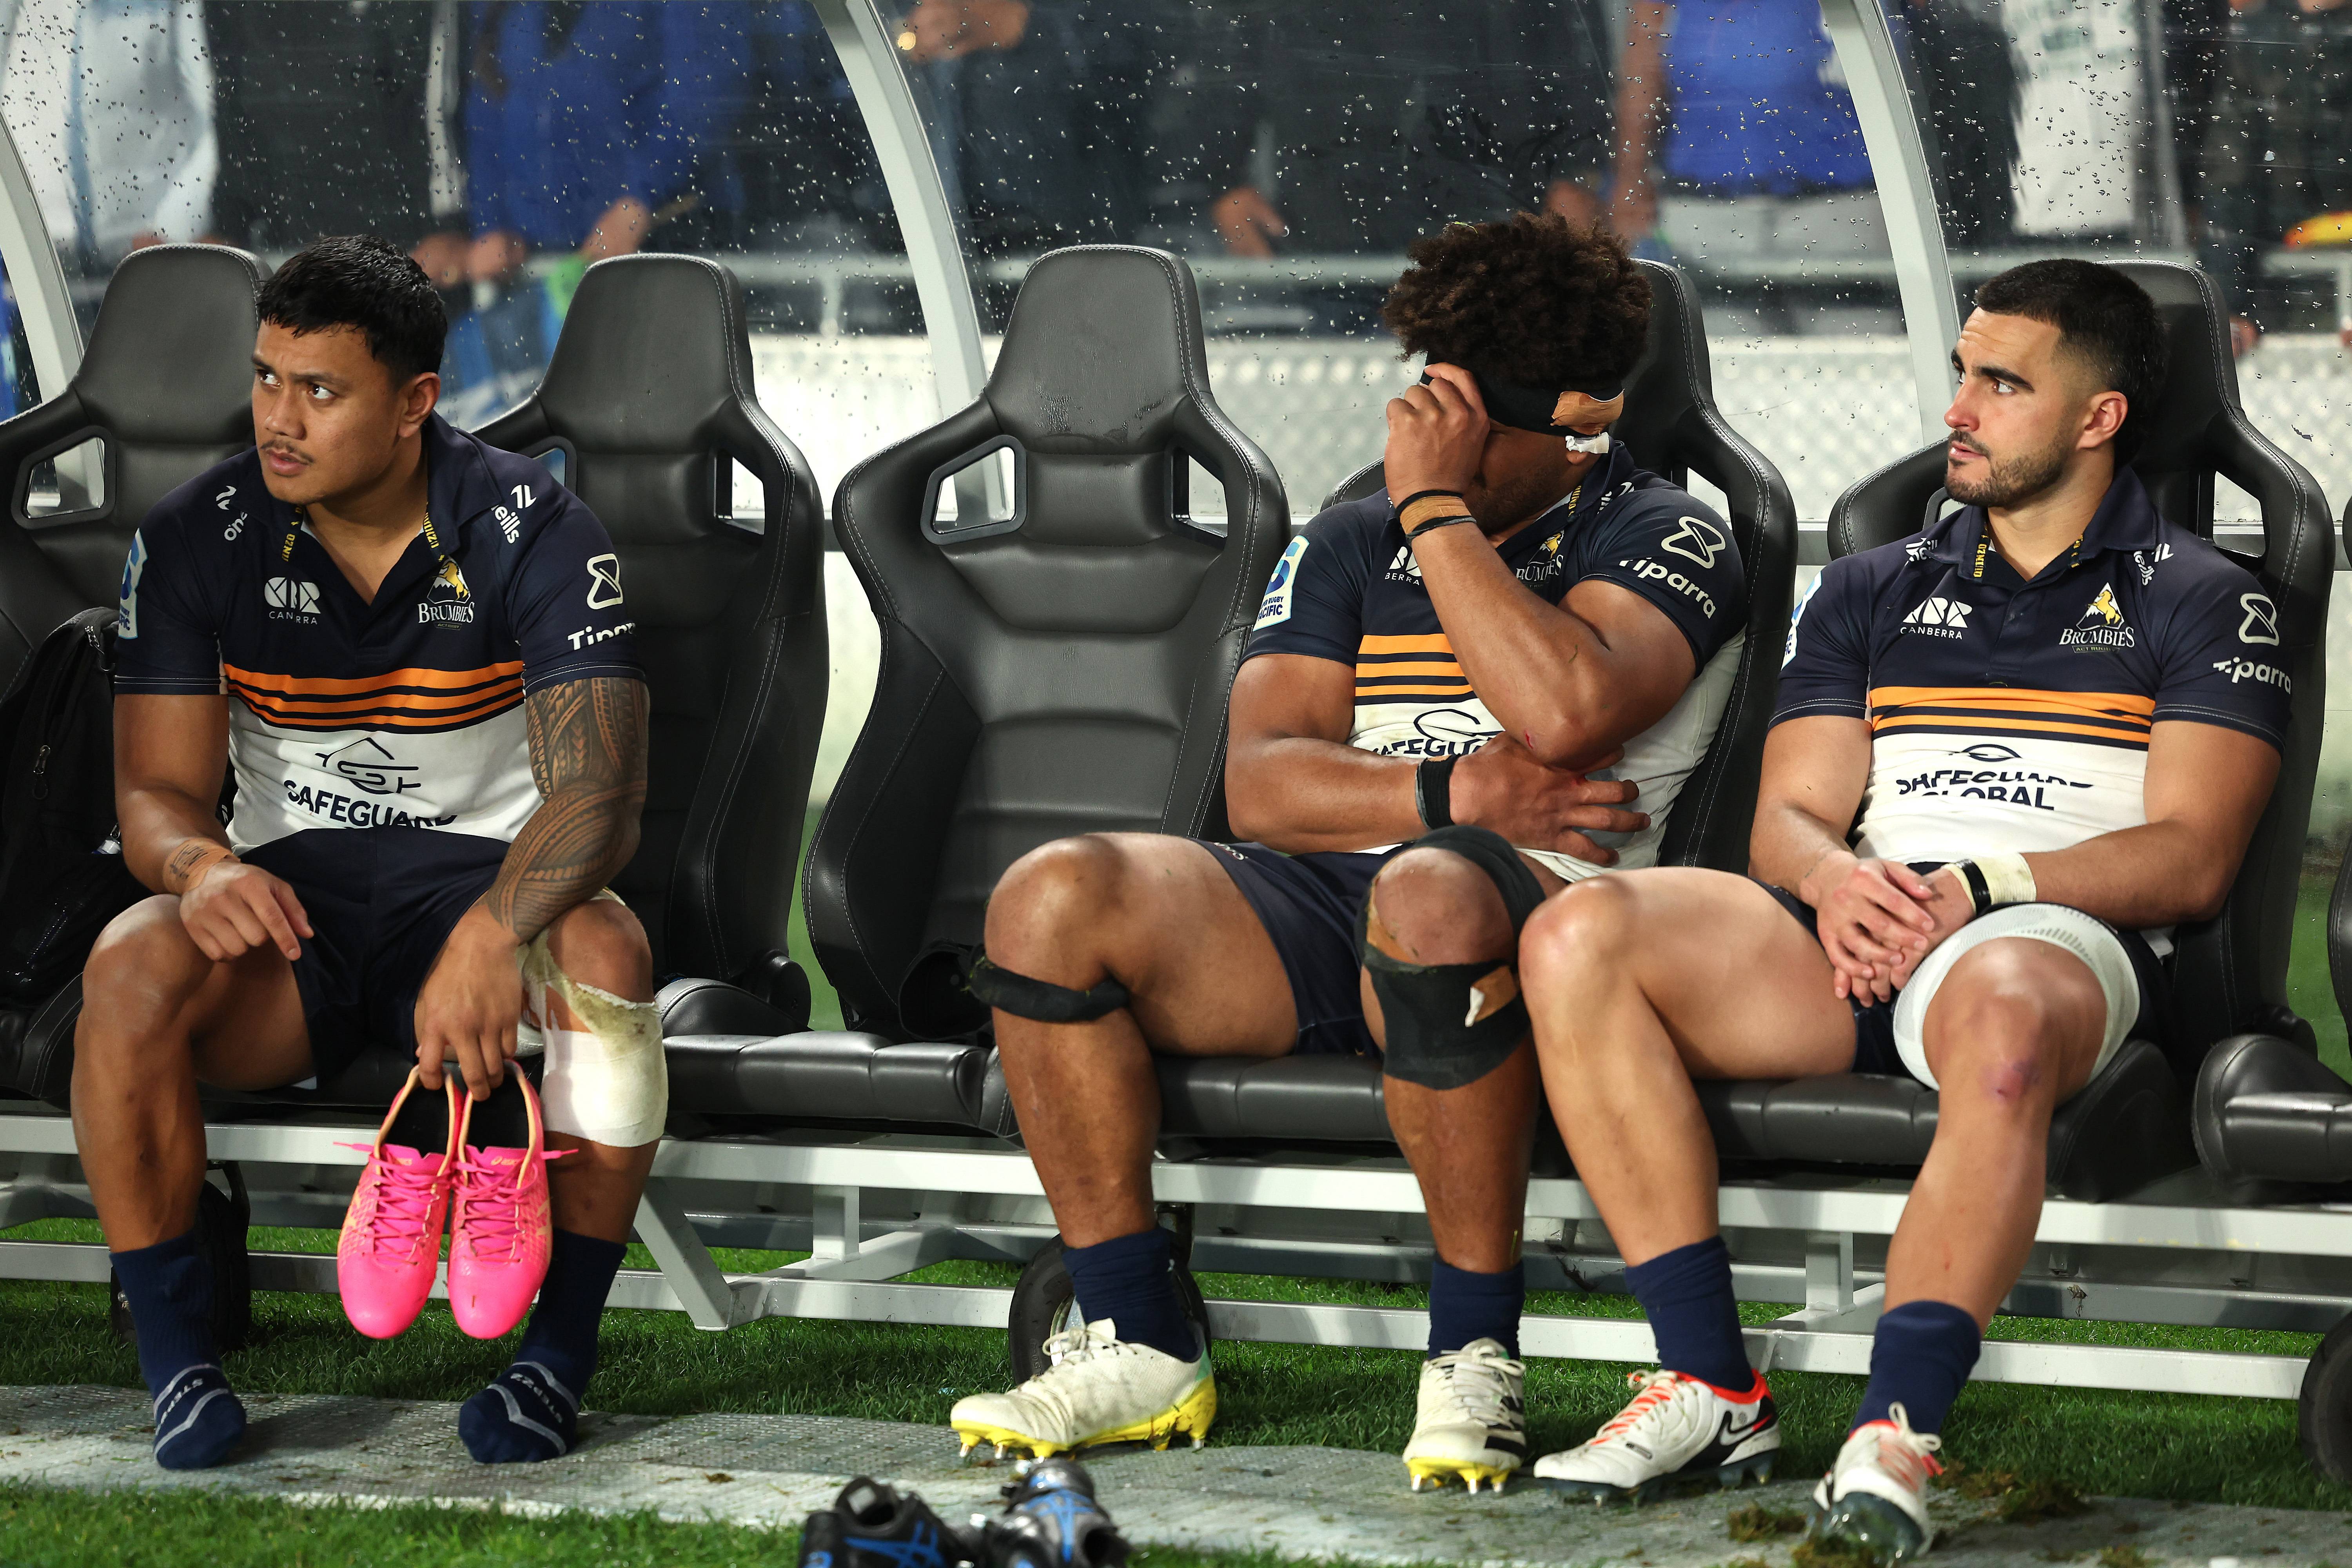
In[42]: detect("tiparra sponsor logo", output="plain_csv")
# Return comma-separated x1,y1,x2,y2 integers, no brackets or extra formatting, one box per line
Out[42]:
1659,515,1727,570
1890,744,2094,811
419,559,477,626
1900,596,1972,637
282,776,456,828
585,552,625,609
566,619,635,652
314,736,420,796
1617,555,1717,617
2238,592,2280,646
2058,582,2136,649
2213,655,2292,691
265,576,321,622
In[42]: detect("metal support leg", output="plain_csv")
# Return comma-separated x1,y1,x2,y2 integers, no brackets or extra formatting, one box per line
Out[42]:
812,1185,862,1262
1806,1230,1856,1312
633,1178,738,1331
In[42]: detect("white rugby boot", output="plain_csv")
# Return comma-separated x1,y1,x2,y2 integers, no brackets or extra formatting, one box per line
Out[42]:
1402,1338,1528,1493
1533,1367,1780,1503
1808,1403,1944,1563
950,1318,1215,1461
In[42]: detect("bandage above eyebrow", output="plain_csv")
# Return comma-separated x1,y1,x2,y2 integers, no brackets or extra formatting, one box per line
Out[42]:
1420,367,1625,432
510,925,667,1147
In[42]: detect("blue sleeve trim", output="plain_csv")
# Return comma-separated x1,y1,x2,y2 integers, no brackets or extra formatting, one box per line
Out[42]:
521,661,646,697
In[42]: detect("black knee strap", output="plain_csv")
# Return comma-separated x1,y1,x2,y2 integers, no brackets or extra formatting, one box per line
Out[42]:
1361,826,1546,1091
966,949,1132,1024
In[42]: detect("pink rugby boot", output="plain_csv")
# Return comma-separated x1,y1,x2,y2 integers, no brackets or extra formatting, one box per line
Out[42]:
448,1069,569,1339
338,1068,468,1339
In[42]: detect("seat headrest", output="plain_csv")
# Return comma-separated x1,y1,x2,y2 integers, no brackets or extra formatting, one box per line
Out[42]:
532,255,758,449
987,247,1212,450
2105,261,2238,478
72,244,262,441
1613,259,1708,464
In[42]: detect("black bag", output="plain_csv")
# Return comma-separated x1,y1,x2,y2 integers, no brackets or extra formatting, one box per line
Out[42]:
0,608,147,1004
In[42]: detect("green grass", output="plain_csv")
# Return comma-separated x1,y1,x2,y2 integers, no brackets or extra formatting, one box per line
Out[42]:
2287,865,2348,1080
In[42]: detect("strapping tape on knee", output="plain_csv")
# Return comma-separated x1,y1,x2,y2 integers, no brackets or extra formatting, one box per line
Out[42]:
966,949,1131,1024
511,913,667,1147
1363,825,1546,1092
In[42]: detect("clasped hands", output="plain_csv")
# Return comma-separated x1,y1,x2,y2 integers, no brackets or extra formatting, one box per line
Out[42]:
1800,853,1974,1005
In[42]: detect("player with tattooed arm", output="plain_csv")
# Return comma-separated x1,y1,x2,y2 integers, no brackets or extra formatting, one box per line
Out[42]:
77,236,657,1470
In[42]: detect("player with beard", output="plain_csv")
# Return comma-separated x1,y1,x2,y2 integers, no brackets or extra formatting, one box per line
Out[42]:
946,215,1750,1490
1510,261,2288,1555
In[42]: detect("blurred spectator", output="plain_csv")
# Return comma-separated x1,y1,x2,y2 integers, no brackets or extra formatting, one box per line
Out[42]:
1169,0,1613,258
0,0,216,271
690,2,884,254
2164,0,2232,212
2200,0,2352,351
205,1,468,278
2003,0,2145,240
897,0,1153,256
1900,0,2020,247
1609,1,1884,263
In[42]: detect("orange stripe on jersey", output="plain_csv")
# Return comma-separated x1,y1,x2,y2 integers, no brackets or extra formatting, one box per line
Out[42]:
235,691,525,731
1357,633,1456,655
1355,659,1466,679
223,661,526,698
1356,685,1481,699
1867,685,2156,722
1873,713,2152,746
234,679,522,716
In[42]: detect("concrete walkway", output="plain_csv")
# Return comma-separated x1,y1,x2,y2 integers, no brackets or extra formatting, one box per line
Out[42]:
0,1385,2334,1566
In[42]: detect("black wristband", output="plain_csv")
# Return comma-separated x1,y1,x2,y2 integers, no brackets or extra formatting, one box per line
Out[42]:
1416,755,1457,830
1406,511,1477,541
1395,489,1463,514
1950,858,1991,918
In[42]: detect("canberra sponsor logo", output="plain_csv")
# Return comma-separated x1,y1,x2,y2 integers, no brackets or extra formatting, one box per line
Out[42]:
1890,743,2093,812
1617,555,1717,618
1386,545,1425,584
2213,655,2292,692
1900,596,1972,638
2058,582,2136,649
282,776,455,828
419,559,476,627
265,575,321,624
567,618,635,652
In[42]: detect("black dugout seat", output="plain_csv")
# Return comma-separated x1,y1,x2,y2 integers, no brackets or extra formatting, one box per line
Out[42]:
657,244,1289,1127
1704,261,2331,1201
0,245,264,1101
2194,491,2352,1188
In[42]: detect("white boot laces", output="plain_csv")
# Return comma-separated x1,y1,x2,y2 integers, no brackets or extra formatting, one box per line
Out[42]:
1588,1368,1691,1449
1428,1345,1523,1429
1858,1401,1944,1491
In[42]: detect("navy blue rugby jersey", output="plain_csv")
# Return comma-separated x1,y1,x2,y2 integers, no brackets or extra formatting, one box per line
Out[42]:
1773,467,2288,946
114,413,641,853
1245,442,1748,878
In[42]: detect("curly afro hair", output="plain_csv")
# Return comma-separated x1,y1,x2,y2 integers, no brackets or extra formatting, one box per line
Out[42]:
1381,214,1650,387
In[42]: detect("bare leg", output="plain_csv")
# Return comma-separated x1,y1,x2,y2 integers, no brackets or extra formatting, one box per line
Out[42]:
73,897,312,1252
1360,846,1564,1273
1887,938,2105,1322
1518,871,1855,1265
987,835,1297,1248
534,898,659,1245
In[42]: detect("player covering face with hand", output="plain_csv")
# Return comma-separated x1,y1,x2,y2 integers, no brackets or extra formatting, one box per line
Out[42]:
1515,260,2287,1560
948,215,1750,1492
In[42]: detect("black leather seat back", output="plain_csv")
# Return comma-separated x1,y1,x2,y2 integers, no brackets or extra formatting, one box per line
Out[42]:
1827,261,2332,1057
1320,258,1797,874
0,244,263,686
478,255,828,982
808,245,1288,1036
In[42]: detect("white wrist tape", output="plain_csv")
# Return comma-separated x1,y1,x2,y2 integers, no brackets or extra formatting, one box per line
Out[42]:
509,900,668,1148
1977,852,2038,909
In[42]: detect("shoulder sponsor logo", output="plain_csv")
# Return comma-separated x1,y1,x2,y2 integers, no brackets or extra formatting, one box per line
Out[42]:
1659,515,1727,570
2058,581,2136,649
419,560,477,627
314,736,420,796
585,552,625,609
1900,596,1972,638
214,485,236,511
1783,572,1824,668
2134,542,2174,586
264,576,321,622
2213,655,2292,692
118,530,147,640
1904,537,1932,561
512,483,536,512
222,511,246,541
1617,556,1717,618
493,505,522,544
1256,535,1309,626
567,618,635,652
1891,741,2095,811
2238,592,2279,646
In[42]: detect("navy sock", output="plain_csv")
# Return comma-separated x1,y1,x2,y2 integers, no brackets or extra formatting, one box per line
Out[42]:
459,1229,624,1463
1427,1259,1524,1357
1625,1236,1752,1392
1061,1228,1196,1362
1853,1300,1982,1436
113,1231,245,1469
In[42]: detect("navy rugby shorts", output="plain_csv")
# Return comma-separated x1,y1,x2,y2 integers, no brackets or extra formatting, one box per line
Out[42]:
1755,876,2169,1083
1199,841,1405,1059
241,827,508,1084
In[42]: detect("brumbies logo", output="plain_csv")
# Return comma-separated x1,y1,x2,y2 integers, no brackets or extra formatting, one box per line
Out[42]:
419,559,476,627
2060,582,2136,649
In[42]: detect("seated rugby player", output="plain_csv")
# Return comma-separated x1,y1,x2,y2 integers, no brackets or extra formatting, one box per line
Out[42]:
950,216,1748,1489
1519,261,2287,1554
78,236,661,1470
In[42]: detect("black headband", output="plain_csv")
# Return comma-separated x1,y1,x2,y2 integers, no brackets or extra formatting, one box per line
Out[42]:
1421,369,1625,432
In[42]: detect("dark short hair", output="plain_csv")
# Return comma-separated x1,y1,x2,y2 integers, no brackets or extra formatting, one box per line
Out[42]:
256,235,446,383
1382,214,1651,390
1973,260,2167,462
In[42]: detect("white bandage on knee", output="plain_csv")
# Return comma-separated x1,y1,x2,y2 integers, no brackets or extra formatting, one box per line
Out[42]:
1890,904,2141,1092
509,910,667,1147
